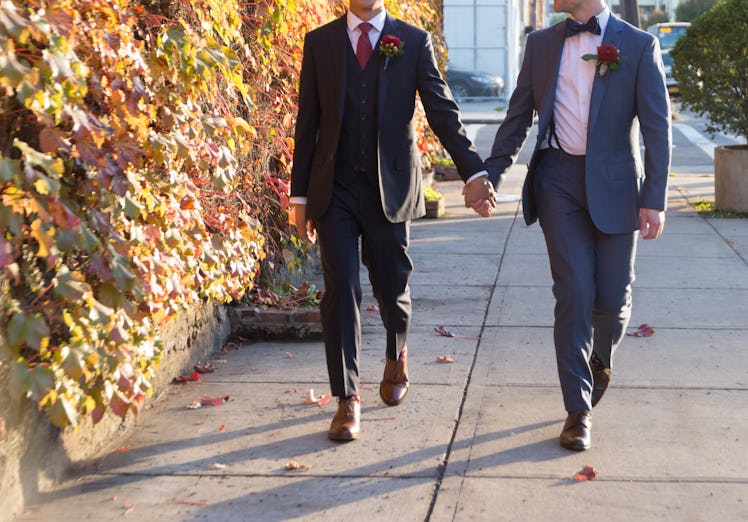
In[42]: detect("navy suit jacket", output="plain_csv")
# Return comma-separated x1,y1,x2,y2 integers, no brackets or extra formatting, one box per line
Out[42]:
291,13,485,223
486,15,672,233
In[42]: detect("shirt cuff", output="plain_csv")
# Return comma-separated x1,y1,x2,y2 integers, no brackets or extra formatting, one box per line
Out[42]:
289,197,307,205
466,171,488,184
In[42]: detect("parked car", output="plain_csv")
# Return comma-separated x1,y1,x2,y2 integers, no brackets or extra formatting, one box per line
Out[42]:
661,49,679,96
445,63,504,99
647,22,690,50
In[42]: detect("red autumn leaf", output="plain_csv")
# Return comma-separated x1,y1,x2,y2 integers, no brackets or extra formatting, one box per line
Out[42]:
198,395,229,406
365,304,379,312
435,325,455,337
573,465,598,481
172,371,201,384
627,323,654,337
218,424,226,432
436,355,455,364
116,445,131,452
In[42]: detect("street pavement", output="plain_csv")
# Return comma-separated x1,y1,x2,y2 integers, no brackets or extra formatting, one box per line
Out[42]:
17,114,748,521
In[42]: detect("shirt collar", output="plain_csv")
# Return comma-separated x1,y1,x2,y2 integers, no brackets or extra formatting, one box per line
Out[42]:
347,9,386,33
570,5,611,35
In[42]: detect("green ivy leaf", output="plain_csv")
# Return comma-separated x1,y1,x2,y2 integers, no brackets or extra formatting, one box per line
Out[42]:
0,156,21,182
54,266,91,301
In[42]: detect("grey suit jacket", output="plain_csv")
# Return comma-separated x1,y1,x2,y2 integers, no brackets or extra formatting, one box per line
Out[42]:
291,14,485,223
486,14,672,234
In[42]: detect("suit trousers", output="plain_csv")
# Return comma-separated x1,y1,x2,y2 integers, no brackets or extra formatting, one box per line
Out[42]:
534,148,637,412
315,173,413,398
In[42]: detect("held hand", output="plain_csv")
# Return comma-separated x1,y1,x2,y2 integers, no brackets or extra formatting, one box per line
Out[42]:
639,208,665,240
289,203,317,244
463,177,496,217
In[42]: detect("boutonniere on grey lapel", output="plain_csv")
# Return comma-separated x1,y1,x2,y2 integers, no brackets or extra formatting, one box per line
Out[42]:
582,44,624,77
379,34,405,70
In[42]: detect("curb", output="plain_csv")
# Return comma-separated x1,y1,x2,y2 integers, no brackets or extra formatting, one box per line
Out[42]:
228,305,323,340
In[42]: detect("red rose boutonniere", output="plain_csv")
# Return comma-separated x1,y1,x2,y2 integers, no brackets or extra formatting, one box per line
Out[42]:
582,44,623,77
379,34,404,70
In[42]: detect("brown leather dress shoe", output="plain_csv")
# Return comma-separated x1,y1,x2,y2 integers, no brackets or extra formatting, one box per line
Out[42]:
380,347,409,406
328,395,360,442
559,410,592,451
591,359,612,408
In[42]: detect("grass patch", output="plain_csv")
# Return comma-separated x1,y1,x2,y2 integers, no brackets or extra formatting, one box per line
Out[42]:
690,198,748,218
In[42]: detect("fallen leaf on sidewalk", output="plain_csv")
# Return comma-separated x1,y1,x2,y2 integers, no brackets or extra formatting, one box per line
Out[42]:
365,304,379,312
285,460,312,472
435,325,455,337
626,323,654,337
172,371,201,384
434,325,481,340
573,465,598,481
218,424,226,432
115,445,131,453
284,388,298,394
199,395,229,406
304,389,332,406
194,361,215,373
436,355,455,364
283,351,295,358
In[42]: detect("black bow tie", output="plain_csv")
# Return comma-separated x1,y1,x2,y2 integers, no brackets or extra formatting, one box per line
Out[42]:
565,16,601,37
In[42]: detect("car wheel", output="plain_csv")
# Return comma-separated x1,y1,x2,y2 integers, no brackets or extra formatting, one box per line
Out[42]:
449,81,469,98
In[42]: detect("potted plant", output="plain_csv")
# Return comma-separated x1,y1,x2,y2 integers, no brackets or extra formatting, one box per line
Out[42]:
423,185,445,218
670,0,748,212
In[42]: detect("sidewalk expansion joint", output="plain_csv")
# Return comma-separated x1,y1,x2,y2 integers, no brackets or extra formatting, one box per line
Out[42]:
425,207,521,521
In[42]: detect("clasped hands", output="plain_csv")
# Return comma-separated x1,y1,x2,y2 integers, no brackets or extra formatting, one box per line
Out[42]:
463,176,497,217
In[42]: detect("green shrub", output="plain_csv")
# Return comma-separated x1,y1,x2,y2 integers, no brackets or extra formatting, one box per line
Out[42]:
671,0,748,143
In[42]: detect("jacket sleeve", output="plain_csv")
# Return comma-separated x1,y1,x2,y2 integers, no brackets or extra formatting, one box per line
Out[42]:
290,33,320,198
484,32,537,191
636,36,672,211
415,31,486,182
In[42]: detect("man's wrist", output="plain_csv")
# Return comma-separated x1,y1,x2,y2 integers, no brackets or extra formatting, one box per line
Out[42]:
466,171,488,184
290,196,307,205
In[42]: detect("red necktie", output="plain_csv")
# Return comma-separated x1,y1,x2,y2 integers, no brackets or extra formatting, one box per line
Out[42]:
356,22,373,69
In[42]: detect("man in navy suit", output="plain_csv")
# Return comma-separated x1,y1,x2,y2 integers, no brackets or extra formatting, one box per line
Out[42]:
482,0,671,450
290,0,495,441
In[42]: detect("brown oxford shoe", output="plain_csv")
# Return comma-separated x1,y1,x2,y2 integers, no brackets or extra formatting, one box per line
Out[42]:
328,395,360,442
380,347,409,406
590,358,612,408
559,410,592,451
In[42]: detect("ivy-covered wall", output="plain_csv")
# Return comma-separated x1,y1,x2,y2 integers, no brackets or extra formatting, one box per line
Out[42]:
0,0,446,428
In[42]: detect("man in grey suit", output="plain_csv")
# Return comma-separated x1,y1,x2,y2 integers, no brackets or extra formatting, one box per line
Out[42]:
481,0,671,450
290,0,495,442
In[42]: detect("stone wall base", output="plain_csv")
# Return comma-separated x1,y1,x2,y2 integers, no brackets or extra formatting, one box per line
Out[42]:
0,301,231,519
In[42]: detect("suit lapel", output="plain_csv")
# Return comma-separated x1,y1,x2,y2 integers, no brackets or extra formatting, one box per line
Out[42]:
329,15,348,126
588,15,625,134
377,14,397,125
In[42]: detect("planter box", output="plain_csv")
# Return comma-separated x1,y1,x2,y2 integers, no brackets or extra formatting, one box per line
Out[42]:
424,197,445,218
434,164,460,181
715,145,748,213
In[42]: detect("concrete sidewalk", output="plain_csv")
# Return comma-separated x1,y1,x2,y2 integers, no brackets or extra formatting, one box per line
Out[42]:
18,166,748,521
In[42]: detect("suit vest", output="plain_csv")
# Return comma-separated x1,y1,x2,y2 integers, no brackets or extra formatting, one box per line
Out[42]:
334,45,380,186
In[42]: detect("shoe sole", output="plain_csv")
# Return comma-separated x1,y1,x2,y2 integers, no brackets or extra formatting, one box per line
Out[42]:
560,440,590,451
328,431,360,442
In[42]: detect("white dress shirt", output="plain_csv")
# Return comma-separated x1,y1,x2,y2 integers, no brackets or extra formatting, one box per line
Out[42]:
553,6,611,155
347,9,386,51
